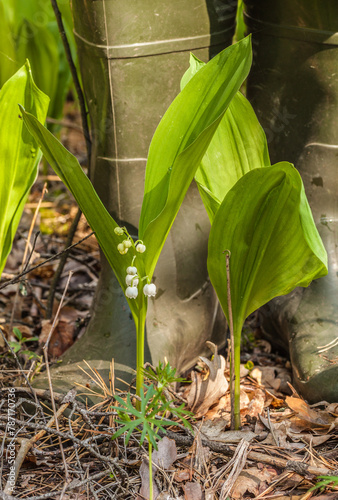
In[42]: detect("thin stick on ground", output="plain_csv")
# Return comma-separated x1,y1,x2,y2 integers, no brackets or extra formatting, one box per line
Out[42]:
42,271,73,482
46,208,82,318
219,439,249,499
9,183,47,331
0,231,94,291
224,250,236,430
48,0,92,320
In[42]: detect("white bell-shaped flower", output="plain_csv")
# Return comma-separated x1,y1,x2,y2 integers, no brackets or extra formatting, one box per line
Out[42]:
143,283,156,297
126,266,137,275
136,243,146,253
114,227,124,236
125,274,139,287
125,286,138,299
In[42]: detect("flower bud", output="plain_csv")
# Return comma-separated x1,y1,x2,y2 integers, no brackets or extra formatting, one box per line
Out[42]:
117,243,128,255
126,274,139,287
123,239,132,249
114,227,124,236
125,286,138,299
143,283,157,297
126,266,137,275
136,243,146,253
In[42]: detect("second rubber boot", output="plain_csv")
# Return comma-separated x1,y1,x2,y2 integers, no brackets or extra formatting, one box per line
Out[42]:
244,0,338,403
33,0,237,398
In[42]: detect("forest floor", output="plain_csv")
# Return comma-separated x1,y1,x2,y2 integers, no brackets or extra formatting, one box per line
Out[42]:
0,105,337,500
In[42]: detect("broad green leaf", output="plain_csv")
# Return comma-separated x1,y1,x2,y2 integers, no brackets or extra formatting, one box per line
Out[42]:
16,19,59,114
1,0,75,122
207,162,328,336
0,3,18,85
195,91,271,221
18,107,140,320
182,53,270,222
180,53,205,91
0,61,49,276
47,20,73,121
139,36,252,278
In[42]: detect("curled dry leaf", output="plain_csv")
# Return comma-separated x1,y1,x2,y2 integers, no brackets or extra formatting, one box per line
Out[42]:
286,396,336,428
187,342,228,418
229,473,259,499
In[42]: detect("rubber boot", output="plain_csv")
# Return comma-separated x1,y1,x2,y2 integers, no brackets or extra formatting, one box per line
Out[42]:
33,1,237,399
243,0,338,403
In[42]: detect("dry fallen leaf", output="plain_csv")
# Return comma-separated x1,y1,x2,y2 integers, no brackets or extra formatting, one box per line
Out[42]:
174,470,191,483
183,482,203,500
187,342,228,418
245,388,266,419
286,396,336,428
229,472,259,499
138,437,177,500
251,366,291,393
201,419,257,444
39,319,74,357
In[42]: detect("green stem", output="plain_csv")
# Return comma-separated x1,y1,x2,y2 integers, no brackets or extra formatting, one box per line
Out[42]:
136,297,147,406
148,438,153,500
233,330,242,430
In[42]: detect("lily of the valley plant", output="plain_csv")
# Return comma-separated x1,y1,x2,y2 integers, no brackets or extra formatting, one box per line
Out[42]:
19,37,252,399
186,55,328,429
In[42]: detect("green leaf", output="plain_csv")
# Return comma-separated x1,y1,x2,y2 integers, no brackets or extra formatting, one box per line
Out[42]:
139,36,252,278
0,3,18,86
183,52,270,223
180,53,205,91
16,19,59,117
207,162,328,336
195,91,271,222
182,53,270,221
13,327,22,341
8,341,21,353
18,106,139,320
0,61,49,276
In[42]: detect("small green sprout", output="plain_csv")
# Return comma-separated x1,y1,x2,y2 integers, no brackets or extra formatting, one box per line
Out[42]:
8,327,39,359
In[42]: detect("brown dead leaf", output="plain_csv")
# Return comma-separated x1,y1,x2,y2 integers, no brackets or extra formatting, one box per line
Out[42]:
183,482,202,500
174,469,190,483
326,402,338,415
40,319,74,358
286,396,335,428
251,366,291,393
230,472,259,499
201,419,257,443
138,437,177,500
245,388,265,419
187,342,228,418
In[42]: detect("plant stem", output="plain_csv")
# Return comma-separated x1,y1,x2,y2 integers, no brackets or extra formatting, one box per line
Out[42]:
148,438,153,500
233,333,241,429
136,298,147,406
225,251,236,430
